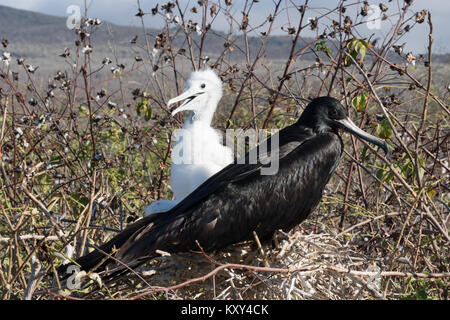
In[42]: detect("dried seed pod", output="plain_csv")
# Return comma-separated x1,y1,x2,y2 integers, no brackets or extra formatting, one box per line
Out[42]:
361,1,369,16
132,88,141,98
135,9,145,17
155,33,167,49
59,47,70,58
81,45,93,54
344,16,352,32
161,2,175,12
130,35,138,44
415,10,426,23
393,44,405,55
152,4,158,15
241,12,249,30
28,98,38,106
107,101,117,109
309,17,318,30
26,64,39,73
97,88,107,98
210,4,217,17
406,52,416,66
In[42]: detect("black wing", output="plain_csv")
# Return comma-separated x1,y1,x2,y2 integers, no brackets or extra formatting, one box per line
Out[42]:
170,124,314,214
70,123,316,276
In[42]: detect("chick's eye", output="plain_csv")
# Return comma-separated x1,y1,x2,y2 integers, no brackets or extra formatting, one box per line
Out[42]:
200,83,206,89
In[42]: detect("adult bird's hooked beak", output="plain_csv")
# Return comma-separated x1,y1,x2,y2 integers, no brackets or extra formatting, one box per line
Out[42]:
168,88,205,117
336,117,389,154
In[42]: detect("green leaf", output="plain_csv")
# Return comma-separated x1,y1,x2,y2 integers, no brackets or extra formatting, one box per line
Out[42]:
360,145,369,162
394,151,425,183
376,163,394,183
345,38,370,67
377,118,394,139
314,40,332,55
426,188,436,199
70,193,89,207
358,39,369,61
351,92,369,112
136,96,150,119
144,107,153,121
78,105,87,115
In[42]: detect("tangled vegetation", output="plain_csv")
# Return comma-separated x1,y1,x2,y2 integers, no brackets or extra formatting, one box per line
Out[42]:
0,0,448,300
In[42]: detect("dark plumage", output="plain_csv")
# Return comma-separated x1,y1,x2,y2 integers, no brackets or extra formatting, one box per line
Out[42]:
61,97,388,280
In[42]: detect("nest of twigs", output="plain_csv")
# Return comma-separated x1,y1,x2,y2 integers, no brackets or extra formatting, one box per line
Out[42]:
77,229,397,300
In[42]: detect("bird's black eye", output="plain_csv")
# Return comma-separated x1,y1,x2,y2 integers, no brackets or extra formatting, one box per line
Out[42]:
200,83,206,89
329,106,346,120
329,108,338,119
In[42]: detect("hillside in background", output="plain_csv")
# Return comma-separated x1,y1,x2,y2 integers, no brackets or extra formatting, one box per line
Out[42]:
0,4,305,56
0,4,147,44
0,4,448,82
0,4,329,83
1,4,423,65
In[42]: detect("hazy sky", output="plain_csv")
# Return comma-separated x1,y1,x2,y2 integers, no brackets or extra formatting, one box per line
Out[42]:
0,0,449,53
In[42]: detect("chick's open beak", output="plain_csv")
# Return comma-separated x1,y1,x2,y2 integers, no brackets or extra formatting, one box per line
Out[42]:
168,89,205,116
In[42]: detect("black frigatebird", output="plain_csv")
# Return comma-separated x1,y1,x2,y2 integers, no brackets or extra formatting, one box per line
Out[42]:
61,97,388,280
